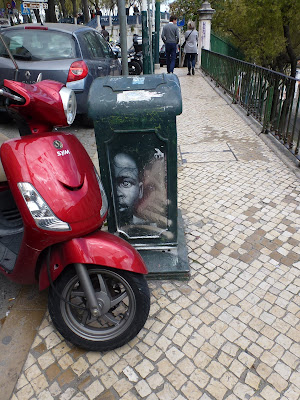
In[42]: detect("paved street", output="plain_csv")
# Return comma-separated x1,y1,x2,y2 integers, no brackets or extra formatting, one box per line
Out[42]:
2,67,300,400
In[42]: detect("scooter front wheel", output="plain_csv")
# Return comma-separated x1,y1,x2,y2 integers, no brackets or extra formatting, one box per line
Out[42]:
48,265,150,351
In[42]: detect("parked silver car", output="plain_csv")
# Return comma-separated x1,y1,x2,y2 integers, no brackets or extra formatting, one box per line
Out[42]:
0,18,11,28
0,23,121,121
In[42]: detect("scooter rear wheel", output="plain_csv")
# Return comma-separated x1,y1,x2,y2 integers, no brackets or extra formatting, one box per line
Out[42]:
48,265,150,351
128,60,142,75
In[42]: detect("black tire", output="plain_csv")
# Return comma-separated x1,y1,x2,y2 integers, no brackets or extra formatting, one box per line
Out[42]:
128,60,142,75
76,114,94,128
0,110,13,124
48,265,150,351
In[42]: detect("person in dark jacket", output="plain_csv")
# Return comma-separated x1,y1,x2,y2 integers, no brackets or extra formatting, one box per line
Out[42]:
101,25,109,41
161,15,179,73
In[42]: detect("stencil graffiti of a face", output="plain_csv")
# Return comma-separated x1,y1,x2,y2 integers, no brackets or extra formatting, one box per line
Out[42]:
112,153,143,225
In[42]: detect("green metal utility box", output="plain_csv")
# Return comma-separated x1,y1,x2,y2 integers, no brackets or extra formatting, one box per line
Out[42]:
88,74,189,278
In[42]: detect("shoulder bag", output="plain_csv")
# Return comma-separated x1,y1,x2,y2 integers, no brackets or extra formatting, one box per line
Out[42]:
182,29,193,50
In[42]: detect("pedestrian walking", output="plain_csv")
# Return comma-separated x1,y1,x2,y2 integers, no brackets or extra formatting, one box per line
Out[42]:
161,15,179,74
101,25,109,41
183,21,198,75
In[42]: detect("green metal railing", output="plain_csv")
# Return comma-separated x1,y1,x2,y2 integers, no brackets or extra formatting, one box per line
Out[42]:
201,49,300,161
211,31,244,60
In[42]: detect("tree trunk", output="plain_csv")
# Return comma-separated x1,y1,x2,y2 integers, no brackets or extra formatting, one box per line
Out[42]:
33,9,41,23
270,75,281,131
283,25,297,78
72,0,78,18
82,0,90,22
45,0,57,22
59,0,67,18
275,25,296,138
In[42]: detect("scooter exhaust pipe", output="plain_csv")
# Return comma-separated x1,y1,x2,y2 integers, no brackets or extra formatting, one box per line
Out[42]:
74,263,100,317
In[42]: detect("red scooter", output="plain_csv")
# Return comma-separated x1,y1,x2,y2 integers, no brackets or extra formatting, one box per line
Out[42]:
0,78,150,351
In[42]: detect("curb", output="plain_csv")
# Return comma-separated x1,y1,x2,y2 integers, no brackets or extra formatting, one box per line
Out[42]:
0,286,47,400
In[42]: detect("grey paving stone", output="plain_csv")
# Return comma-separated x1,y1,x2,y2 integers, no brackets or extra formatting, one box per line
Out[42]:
11,68,300,400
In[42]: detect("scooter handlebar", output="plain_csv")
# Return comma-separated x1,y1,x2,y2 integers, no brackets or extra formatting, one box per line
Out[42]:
0,88,24,103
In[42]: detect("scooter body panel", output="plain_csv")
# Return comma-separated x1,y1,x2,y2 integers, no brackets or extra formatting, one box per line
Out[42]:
1,132,103,225
0,132,105,282
39,230,148,290
0,241,41,284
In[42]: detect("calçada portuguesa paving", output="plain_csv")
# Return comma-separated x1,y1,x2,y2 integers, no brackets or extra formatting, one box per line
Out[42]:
10,68,300,400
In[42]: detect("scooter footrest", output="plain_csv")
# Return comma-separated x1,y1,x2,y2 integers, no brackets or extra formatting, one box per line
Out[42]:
0,190,23,235
0,241,17,271
0,232,23,271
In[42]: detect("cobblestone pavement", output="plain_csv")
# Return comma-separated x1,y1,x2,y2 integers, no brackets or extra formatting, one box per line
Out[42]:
11,68,300,400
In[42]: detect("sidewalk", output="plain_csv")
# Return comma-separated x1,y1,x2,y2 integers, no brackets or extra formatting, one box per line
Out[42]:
9,68,300,400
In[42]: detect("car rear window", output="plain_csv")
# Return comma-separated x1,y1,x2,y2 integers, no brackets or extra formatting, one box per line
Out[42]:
0,29,76,61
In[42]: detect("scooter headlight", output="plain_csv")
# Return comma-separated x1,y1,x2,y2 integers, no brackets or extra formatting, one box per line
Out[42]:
59,87,77,125
18,182,71,231
94,168,108,218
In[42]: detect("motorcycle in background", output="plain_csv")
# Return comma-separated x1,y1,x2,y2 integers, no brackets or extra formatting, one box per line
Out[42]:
128,46,143,75
112,40,143,76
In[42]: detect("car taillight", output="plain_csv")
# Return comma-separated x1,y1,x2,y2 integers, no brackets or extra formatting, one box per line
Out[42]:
67,61,88,82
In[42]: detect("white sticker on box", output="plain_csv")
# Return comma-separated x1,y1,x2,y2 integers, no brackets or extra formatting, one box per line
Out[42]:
117,90,163,102
132,77,145,84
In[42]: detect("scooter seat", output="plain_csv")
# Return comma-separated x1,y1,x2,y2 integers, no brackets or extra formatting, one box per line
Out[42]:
0,133,9,182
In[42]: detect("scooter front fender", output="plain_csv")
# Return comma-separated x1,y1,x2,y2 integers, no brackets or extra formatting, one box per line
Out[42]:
39,231,148,291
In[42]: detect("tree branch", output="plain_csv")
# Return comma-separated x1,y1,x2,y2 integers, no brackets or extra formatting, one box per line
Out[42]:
227,28,246,43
